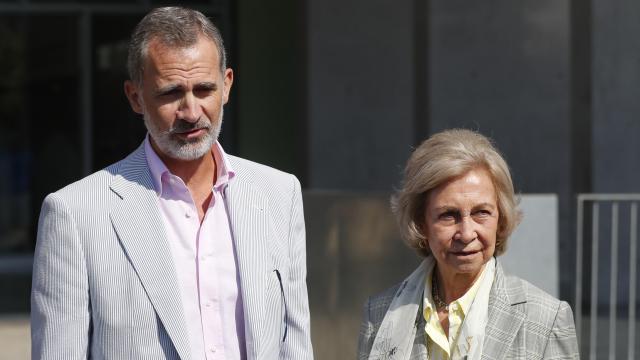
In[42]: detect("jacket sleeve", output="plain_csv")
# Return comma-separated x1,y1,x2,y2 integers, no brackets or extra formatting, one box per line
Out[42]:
279,176,314,359
31,193,91,359
542,300,580,359
357,297,375,360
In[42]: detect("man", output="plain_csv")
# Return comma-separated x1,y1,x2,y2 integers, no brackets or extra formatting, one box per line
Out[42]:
31,7,312,359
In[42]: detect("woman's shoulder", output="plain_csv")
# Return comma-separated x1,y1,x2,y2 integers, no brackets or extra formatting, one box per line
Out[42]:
497,268,572,327
501,271,564,309
364,282,404,324
495,268,578,355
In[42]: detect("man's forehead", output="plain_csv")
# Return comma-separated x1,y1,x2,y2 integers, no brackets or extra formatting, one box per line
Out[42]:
142,37,221,77
146,35,217,56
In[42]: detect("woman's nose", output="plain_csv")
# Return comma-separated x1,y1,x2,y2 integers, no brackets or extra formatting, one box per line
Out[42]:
456,216,478,242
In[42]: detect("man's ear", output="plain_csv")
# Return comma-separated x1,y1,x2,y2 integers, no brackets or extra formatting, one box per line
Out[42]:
222,68,234,105
124,80,144,114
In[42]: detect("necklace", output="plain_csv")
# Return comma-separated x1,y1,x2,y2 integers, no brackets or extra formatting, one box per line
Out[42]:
432,271,449,311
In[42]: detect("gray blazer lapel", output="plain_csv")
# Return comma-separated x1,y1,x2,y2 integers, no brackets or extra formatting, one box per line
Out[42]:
481,262,526,360
410,301,427,360
109,145,191,360
224,175,269,360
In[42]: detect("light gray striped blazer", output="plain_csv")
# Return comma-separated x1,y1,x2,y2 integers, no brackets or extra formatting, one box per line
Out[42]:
358,260,580,359
31,143,313,359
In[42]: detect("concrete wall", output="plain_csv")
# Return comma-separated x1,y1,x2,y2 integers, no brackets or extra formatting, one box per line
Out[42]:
592,0,640,193
307,0,415,190
500,194,558,297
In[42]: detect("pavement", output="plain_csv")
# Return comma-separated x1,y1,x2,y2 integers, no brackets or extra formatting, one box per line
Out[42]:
0,315,29,360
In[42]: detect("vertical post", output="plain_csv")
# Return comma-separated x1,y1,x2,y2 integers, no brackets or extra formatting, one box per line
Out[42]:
590,202,599,360
79,11,93,175
629,203,637,360
574,195,584,344
576,196,584,341
609,203,618,360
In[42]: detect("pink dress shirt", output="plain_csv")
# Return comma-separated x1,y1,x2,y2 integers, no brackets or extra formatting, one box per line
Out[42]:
145,137,246,360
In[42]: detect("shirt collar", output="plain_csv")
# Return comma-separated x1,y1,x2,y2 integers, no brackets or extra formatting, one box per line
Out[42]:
144,134,236,196
423,262,488,318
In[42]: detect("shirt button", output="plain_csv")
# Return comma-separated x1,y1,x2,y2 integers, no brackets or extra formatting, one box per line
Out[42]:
185,212,191,218
205,302,212,308
209,347,216,353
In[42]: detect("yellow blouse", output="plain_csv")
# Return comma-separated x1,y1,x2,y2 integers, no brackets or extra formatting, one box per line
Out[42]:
423,265,486,360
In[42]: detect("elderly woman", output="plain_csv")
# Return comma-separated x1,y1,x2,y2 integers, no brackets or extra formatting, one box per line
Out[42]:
358,129,579,360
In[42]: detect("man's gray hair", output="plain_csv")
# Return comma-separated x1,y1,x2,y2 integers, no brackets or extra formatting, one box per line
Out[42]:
127,6,227,84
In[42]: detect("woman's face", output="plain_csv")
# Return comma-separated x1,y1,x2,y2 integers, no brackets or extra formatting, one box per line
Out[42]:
423,167,499,278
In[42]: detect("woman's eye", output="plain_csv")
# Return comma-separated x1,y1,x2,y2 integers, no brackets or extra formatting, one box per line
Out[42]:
474,210,492,217
439,212,456,220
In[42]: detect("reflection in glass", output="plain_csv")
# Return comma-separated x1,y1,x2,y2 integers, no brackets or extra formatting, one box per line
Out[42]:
0,16,82,253
92,14,147,170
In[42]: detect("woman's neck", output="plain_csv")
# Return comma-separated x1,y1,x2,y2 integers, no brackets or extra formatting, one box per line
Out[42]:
434,264,486,304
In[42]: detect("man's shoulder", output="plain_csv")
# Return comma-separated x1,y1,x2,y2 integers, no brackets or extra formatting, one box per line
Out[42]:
228,154,298,188
53,147,141,200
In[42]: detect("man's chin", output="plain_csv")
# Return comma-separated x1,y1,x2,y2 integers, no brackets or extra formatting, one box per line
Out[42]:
167,137,215,160
169,145,210,161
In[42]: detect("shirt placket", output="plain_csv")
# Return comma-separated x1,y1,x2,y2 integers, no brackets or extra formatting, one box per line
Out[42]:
198,190,226,360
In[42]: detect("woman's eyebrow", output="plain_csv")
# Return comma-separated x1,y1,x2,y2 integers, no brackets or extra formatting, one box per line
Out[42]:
472,202,497,210
433,206,459,212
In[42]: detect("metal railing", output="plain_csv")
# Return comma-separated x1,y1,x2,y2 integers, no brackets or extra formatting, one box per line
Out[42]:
575,194,639,360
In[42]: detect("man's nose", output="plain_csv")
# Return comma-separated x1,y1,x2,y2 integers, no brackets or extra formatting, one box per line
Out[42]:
176,93,202,122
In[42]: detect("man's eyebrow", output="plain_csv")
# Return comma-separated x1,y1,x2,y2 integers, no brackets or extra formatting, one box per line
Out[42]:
195,82,218,90
155,84,183,95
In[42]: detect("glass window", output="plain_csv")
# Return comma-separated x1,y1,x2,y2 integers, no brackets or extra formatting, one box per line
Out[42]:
32,0,132,3
92,14,147,169
153,0,214,4
0,15,82,254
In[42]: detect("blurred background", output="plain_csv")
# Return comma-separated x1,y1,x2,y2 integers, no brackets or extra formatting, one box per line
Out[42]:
1,0,639,358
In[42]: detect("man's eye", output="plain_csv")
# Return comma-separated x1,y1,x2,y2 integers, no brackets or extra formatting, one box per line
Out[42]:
195,88,214,96
160,90,179,97
159,86,186,96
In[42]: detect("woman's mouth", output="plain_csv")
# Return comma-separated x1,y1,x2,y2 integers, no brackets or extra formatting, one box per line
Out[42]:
451,250,480,257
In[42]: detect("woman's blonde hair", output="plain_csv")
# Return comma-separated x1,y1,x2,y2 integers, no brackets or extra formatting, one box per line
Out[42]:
392,129,522,257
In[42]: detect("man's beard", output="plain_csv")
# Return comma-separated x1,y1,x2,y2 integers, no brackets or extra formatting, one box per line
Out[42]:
144,109,223,161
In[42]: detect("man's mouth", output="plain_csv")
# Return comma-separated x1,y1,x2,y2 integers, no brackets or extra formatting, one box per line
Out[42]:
174,128,207,139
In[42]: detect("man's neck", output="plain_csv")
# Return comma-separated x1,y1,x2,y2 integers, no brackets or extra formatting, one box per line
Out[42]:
151,141,217,222
161,152,217,189
149,137,217,187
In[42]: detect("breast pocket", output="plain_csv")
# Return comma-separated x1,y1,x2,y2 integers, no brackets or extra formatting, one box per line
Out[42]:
265,269,287,343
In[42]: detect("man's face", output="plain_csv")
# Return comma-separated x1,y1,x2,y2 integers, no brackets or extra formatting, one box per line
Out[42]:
125,36,233,161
